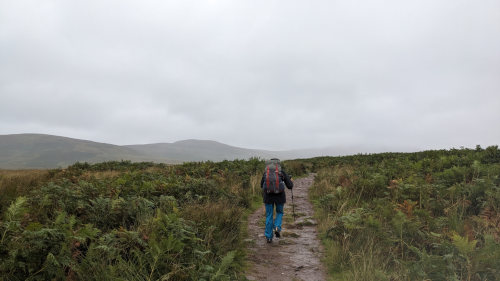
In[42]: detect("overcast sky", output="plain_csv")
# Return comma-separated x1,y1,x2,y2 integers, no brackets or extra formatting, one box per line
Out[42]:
1,0,499,151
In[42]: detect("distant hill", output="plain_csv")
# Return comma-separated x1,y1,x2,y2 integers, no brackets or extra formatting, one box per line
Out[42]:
125,140,278,162
0,133,424,169
0,134,161,169
0,134,293,169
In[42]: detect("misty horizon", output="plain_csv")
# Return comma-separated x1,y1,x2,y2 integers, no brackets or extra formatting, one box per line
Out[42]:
2,132,494,154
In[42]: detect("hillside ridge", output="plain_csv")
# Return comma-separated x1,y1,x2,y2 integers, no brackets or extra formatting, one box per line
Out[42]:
0,133,298,169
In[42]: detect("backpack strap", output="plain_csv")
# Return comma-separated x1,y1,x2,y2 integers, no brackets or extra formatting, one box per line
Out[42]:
266,165,270,188
275,164,279,192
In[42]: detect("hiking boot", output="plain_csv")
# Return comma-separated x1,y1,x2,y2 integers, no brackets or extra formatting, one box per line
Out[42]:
275,227,281,238
266,237,272,243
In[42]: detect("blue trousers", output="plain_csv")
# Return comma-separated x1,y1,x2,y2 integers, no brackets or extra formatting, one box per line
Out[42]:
265,203,284,239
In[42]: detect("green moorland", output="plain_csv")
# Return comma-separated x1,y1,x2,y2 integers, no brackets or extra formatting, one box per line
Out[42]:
0,159,265,280
1,147,499,281
292,146,500,280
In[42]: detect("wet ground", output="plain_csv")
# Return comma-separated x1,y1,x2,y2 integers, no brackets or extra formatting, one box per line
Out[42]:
245,174,327,281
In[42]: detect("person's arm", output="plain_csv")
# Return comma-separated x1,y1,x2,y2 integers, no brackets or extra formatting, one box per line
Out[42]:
281,171,293,189
260,173,265,188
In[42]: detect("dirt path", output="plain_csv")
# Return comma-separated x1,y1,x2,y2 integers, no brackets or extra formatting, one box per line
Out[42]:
245,174,327,281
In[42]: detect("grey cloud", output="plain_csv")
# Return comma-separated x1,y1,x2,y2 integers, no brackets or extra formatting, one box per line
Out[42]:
1,0,499,151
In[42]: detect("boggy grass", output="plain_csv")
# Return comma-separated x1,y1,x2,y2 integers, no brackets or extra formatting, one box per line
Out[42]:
0,169,52,214
312,168,409,280
321,233,405,281
182,202,243,258
315,203,396,278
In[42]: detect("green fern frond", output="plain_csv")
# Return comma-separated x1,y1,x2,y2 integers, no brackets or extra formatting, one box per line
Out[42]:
451,232,477,255
5,196,27,221
211,250,235,281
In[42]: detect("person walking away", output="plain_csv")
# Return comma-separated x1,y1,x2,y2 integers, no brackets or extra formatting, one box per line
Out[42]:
261,158,293,243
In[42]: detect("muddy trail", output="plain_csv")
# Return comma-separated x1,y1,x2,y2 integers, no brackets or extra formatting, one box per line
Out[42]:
245,174,327,281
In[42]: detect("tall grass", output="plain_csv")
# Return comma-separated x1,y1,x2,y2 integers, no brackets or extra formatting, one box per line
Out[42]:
0,170,52,214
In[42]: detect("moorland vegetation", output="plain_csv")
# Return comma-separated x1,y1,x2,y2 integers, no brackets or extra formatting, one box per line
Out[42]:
0,159,264,280
1,146,499,280
296,146,500,280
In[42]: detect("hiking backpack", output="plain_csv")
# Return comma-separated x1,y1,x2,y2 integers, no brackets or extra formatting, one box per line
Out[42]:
263,159,285,194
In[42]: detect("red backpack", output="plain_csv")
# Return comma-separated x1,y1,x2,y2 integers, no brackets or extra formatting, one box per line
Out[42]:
263,159,285,194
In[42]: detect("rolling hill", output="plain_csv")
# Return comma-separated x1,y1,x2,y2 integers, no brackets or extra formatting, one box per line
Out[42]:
125,139,278,162
0,134,297,169
0,134,157,169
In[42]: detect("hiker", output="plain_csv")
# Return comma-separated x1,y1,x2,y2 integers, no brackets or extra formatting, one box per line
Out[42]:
261,158,293,243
